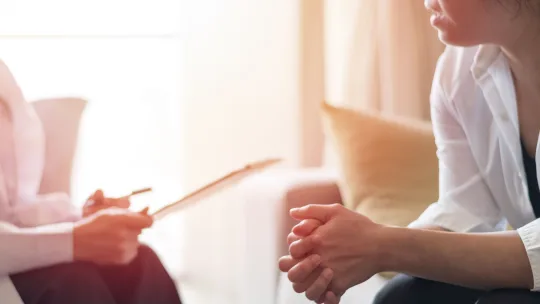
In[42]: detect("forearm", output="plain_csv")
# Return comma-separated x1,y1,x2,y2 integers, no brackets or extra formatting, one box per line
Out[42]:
380,226,533,290
13,193,82,227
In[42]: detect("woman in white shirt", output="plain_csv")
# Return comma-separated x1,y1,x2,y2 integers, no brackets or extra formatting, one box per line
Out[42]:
0,60,182,304
278,0,540,303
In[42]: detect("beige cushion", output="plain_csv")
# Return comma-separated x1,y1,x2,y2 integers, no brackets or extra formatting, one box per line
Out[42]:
321,102,438,228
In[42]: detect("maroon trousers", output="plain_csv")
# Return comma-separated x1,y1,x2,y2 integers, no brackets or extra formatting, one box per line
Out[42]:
10,246,182,304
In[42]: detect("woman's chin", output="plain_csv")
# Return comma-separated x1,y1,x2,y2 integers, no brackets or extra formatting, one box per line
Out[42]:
436,30,479,47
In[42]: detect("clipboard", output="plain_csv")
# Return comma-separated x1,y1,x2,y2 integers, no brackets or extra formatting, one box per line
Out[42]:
150,158,283,220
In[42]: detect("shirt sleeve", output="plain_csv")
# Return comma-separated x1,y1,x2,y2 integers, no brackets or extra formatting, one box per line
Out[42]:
408,81,504,232
0,221,73,276
517,220,540,291
11,193,83,228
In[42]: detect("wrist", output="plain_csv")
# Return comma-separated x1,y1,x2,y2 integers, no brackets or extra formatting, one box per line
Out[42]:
72,220,92,262
375,225,411,273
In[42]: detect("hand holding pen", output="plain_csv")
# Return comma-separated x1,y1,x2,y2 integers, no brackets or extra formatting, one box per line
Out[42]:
75,187,154,265
83,187,152,218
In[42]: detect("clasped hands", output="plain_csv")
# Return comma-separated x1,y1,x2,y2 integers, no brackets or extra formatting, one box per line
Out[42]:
278,204,387,303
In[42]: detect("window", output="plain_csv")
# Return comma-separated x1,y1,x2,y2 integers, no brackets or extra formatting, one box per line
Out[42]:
0,0,183,202
0,0,185,273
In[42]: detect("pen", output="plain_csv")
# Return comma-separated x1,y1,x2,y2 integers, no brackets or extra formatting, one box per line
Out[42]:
118,187,153,199
87,187,153,207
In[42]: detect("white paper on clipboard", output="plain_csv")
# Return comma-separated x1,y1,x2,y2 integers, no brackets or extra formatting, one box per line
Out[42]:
150,158,282,221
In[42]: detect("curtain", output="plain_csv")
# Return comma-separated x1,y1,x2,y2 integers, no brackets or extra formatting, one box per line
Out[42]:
344,0,445,120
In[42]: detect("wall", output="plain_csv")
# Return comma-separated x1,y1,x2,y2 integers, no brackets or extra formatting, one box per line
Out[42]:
322,0,363,166
300,0,325,168
324,0,362,107
175,1,304,303
180,0,302,190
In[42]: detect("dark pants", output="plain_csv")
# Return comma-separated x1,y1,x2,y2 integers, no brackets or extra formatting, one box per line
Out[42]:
10,245,182,304
374,274,540,304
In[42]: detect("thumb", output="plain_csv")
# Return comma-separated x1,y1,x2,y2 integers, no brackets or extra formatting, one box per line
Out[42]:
139,207,149,215
92,189,104,201
290,204,338,223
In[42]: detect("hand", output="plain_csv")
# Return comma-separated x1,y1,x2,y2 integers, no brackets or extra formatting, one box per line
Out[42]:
73,207,153,265
282,219,340,303
278,204,386,302
83,189,131,217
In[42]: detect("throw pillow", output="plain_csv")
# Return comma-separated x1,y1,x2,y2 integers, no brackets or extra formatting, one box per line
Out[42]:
321,102,438,228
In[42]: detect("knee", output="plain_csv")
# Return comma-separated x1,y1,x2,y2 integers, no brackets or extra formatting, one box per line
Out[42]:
476,289,537,304
50,262,108,290
375,275,484,304
53,262,101,282
136,245,163,266
133,245,177,288
135,245,172,277
374,274,432,304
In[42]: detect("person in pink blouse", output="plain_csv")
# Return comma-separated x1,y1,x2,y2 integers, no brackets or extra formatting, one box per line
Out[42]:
0,60,182,304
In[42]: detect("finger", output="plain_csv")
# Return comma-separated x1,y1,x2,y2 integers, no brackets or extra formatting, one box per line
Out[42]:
323,291,341,304
106,197,131,208
85,204,108,215
93,189,105,201
278,255,300,272
305,268,334,301
119,231,142,243
116,212,154,229
114,241,140,265
292,266,324,293
86,189,105,206
290,204,340,223
108,227,142,242
293,219,322,237
287,254,321,283
289,235,320,259
139,207,149,215
287,232,301,246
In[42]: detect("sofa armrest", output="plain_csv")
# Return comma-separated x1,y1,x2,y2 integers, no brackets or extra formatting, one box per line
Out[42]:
259,168,342,257
236,168,341,304
31,98,87,195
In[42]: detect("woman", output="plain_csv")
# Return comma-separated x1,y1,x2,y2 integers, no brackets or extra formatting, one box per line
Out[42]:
0,60,182,304
279,0,540,303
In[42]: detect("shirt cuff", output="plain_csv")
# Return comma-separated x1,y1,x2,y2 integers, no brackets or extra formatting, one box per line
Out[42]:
23,222,75,265
517,220,540,291
408,201,495,233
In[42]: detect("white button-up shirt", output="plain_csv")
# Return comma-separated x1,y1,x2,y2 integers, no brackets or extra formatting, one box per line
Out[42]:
0,60,81,301
409,45,540,291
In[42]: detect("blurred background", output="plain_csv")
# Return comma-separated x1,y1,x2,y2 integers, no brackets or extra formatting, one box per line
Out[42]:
0,0,444,303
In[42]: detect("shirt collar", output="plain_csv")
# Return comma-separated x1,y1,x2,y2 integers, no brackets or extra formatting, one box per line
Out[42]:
471,44,516,121
471,44,503,81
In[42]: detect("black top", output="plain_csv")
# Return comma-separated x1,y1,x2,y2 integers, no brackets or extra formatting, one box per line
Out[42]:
521,140,540,218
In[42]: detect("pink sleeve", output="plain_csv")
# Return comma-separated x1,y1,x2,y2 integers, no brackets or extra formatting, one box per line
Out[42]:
0,221,74,275
11,193,82,227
